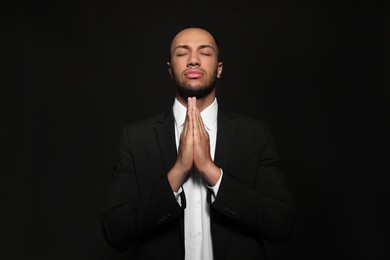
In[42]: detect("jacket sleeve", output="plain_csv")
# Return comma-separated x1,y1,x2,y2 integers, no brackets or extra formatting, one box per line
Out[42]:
101,125,183,251
211,122,295,244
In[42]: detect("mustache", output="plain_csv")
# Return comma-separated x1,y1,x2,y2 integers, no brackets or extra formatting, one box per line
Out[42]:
184,67,206,74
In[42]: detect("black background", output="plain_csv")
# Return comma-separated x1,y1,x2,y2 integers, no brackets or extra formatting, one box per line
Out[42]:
2,0,389,259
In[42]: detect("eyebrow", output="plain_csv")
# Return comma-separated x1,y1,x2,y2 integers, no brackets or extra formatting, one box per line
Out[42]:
173,44,215,52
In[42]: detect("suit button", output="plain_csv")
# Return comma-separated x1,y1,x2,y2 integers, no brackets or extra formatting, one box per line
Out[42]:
224,206,229,212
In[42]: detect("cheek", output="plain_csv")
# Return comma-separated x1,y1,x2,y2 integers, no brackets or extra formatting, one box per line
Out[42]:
171,64,185,76
170,65,181,76
205,66,219,77
171,58,186,68
203,60,219,72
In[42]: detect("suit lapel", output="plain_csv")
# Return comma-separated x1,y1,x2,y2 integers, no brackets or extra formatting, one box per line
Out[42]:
214,108,235,170
154,110,186,245
154,111,177,174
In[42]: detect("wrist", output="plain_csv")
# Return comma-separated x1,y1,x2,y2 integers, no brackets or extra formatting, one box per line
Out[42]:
168,164,190,192
173,161,192,175
198,162,221,186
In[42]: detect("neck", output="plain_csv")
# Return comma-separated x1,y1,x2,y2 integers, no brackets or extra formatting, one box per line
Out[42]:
176,92,216,112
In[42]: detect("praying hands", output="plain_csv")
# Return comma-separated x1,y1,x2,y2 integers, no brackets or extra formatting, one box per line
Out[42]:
167,97,221,192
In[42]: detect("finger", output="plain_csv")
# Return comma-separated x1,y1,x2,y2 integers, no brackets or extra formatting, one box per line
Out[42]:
190,97,194,115
192,98,208,140
192,97,199,125
192,97,196,114
182,115,189,137
187,97,192,120
182,102,190,136
192,102,200,141
194,103,207,137
188,98,194,137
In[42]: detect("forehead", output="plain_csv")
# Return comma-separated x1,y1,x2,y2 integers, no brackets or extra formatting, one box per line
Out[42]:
171,28,217,49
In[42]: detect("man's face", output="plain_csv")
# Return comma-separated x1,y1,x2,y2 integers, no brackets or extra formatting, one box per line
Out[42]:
168,28,223,99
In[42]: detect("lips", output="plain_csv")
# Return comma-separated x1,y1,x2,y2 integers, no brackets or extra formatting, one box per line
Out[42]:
185,69,204,79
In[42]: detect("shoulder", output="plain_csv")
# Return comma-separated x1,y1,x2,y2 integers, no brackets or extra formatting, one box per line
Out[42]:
219,107,271,129
218,107,276,146
121,111,171,132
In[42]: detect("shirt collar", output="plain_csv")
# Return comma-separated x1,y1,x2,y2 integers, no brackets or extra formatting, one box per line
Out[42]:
173,97,218,131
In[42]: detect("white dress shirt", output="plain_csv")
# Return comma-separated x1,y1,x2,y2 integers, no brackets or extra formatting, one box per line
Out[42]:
172,97,223,260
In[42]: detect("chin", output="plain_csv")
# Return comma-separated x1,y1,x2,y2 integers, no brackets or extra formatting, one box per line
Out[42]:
177,84,215,99
184,79,204,87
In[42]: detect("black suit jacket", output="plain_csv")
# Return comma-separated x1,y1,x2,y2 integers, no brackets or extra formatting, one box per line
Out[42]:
102,107,295,260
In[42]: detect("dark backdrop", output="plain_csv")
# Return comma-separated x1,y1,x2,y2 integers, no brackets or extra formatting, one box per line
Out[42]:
2,0,389,259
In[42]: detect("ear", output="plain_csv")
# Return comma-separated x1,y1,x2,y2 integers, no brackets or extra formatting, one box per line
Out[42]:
217,62,223,78
167,61,173,78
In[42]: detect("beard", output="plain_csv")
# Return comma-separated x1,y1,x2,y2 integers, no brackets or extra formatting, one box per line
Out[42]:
173,70,218,99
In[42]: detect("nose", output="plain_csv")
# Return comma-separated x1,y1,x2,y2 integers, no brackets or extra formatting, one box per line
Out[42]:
187,52,200,67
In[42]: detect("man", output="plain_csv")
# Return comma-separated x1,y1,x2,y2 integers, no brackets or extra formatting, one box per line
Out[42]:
102,27,295,260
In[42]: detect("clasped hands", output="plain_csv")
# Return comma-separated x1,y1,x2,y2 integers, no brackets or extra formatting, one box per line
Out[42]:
168,97,221,192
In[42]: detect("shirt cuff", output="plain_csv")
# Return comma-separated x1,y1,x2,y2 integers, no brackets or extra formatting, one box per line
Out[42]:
207,168,223,199
173,186,183,206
